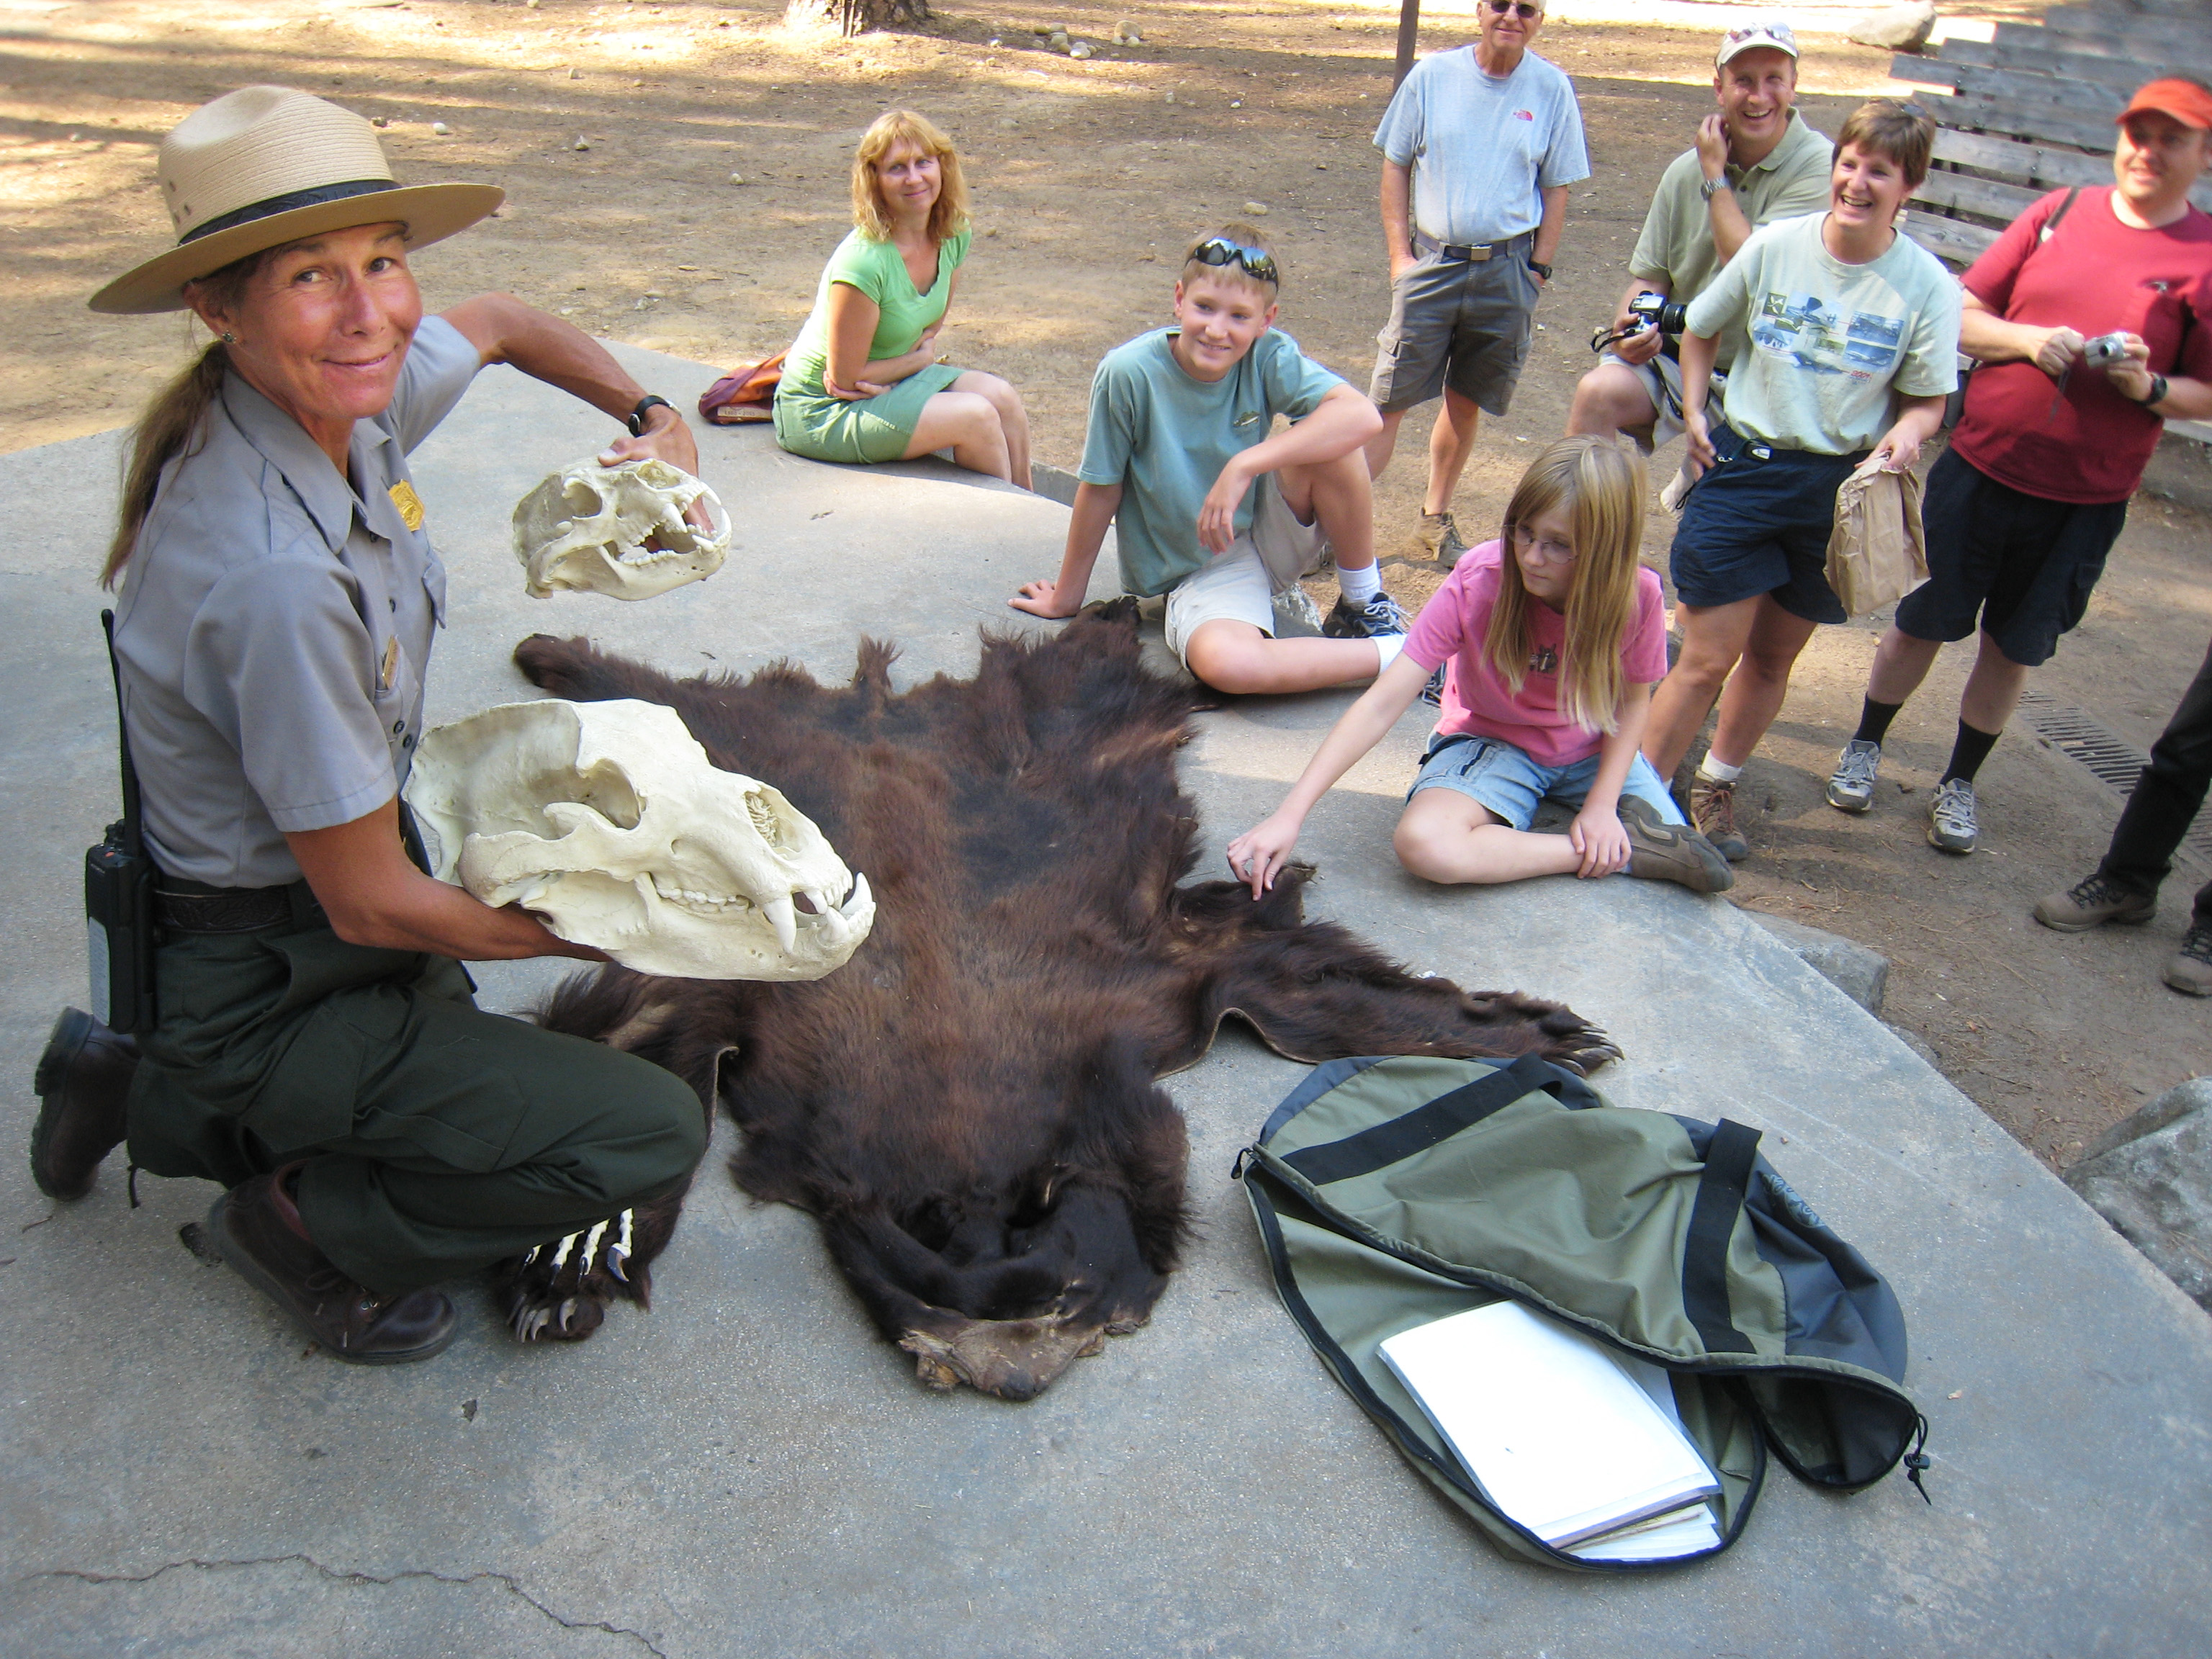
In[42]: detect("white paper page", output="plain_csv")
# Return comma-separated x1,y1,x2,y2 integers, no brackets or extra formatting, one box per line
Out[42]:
1380,1302,1720,1548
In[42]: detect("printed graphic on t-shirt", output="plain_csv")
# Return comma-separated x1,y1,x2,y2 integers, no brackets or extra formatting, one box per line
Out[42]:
1751,291,1905,379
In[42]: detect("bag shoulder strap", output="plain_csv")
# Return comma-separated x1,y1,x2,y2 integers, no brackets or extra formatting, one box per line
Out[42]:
2035,185,2082,247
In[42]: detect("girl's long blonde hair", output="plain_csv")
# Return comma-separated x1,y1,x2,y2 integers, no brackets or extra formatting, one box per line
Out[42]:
1481,435,1649,735
851,109,971,244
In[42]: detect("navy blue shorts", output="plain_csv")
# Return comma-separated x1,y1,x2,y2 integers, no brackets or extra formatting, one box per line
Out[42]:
1668,425,1864,624
1892,448,2128,667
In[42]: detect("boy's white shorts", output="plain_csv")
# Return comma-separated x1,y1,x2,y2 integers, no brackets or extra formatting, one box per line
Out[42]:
1162,476,1331,665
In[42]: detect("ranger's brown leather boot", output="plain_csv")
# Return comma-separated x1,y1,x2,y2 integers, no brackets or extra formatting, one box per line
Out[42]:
210,1165,457,1364
30,1007,138,1200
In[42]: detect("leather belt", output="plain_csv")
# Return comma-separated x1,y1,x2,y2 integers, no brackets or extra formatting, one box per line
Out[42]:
1413,230,1532,264
153,878,321,934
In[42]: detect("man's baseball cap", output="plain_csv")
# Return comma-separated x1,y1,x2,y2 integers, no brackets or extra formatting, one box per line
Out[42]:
2117,76,2212,131
1715,19,1799,67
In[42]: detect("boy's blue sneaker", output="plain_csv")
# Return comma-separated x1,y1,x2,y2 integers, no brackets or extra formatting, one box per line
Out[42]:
1323,590,1408,639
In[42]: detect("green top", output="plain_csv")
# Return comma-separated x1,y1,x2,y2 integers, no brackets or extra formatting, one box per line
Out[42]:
786,225,974,396
1076,327,1343,598
1629,112,1833,374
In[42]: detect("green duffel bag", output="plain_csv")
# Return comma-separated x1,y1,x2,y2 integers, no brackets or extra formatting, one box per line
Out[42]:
1236,1051,1929,1570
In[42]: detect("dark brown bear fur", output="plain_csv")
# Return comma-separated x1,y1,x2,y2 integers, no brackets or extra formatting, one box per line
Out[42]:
513,601,1617,1397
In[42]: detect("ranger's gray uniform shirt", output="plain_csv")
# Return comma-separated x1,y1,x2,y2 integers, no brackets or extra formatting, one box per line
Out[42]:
112,315,480,889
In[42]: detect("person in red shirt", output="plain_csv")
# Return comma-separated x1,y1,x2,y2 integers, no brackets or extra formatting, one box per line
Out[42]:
1824,76,2212,855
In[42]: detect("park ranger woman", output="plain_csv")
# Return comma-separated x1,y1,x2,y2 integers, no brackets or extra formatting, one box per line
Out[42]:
27,86,708,1363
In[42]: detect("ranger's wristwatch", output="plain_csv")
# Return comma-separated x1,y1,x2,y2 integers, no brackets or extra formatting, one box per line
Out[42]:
1528,260,1553,280
625,394,675,436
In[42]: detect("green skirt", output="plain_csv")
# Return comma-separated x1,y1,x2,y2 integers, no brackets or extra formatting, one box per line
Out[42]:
773,361,966,464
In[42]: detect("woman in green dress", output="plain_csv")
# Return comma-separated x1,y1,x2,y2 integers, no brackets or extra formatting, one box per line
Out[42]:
773,109,1030,483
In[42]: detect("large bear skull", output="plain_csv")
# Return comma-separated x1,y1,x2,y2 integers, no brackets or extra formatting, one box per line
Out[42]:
513,458,733,601
403,698,873,981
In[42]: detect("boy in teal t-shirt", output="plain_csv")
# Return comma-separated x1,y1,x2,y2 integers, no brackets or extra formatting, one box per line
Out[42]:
1011,227,1408,695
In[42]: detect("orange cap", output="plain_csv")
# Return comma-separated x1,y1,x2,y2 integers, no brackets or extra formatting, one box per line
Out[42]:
2118,77,2212,131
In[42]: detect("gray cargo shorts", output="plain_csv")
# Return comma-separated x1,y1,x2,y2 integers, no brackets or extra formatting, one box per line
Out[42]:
1369,243,1540,418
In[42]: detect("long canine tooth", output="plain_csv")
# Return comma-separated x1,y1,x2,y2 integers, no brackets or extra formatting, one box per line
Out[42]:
841,873,871,917
764,894,798,953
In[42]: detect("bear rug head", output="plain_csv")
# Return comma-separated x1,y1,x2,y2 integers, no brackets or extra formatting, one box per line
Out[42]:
518,601,1617,1398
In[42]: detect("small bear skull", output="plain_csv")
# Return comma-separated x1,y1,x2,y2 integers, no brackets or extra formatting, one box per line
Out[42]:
403,698,873,980
513,457,733,601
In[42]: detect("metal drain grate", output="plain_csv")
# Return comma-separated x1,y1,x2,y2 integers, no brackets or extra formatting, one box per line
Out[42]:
2017,690,2212,873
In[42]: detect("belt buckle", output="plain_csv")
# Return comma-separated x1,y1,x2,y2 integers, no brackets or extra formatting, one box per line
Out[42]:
1748,442,1773,462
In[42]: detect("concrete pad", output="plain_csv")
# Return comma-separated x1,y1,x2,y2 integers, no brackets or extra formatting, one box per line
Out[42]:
4,348,2210,1657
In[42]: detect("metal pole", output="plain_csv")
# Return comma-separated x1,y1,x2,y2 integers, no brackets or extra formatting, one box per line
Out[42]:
1393,0,1421,88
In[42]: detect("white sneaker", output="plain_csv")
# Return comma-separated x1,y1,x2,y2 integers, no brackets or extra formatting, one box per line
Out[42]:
1927,777,1978,854
1825,738,1882,814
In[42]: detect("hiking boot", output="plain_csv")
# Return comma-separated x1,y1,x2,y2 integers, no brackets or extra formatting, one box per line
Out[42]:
30,1007,138,1201
1417,511,1470,570
2033,872,2158,932
1323,590,1410,640
1688,775,1749,862
1825,738,1882,814
1926,777,1979,854
2163,926,2212,997
1618,797,1735,894
210,1166,457,1364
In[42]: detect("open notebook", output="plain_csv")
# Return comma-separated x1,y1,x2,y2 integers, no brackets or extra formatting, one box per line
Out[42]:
1379,1300,1722,1557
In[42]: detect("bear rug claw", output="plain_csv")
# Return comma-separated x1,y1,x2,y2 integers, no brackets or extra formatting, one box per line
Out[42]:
515,600,1618,1398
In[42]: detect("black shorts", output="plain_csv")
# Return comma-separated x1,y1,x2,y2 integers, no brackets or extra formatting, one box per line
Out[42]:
1892,449,2128,667
1667,425,1863,624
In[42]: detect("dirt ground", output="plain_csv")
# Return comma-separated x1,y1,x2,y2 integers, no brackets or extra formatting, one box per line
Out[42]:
3,0,2206,1166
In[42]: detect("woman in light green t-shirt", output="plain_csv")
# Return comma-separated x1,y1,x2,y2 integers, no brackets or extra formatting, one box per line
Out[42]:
773,110,1030,482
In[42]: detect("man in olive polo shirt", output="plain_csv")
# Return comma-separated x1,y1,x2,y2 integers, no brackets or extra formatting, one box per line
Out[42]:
1568,19,1833,454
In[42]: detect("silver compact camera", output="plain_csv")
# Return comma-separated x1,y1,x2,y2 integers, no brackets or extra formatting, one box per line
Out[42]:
2083,331,2132,367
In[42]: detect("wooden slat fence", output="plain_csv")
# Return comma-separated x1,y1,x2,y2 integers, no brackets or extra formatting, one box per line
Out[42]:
1887,0,2212,442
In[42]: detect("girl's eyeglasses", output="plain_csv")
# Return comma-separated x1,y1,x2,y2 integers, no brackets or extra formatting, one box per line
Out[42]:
1190,237,1280,287
1510,523,1578,565
1488,1,1542,17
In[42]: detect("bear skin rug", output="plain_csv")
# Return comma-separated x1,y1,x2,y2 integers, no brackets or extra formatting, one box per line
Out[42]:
497,600,1618,1398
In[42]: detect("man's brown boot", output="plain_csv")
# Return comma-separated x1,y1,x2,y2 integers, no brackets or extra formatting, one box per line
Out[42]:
1688,775,1750,863
210,1165,457,1364
30,1007,139,1200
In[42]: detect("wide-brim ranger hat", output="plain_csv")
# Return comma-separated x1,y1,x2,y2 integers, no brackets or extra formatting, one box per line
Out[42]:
89,85,503,315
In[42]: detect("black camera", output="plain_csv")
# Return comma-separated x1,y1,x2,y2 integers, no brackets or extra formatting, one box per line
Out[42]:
1627,292,1690,337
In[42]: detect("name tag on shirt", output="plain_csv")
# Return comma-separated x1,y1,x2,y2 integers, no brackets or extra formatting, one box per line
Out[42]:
387,480,426,532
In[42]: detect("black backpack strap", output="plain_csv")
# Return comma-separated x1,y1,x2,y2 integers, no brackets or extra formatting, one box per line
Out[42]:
1280,1052,1575,1186
1682,1118,1763,1354
2034,184,2080,246
101,609,145,860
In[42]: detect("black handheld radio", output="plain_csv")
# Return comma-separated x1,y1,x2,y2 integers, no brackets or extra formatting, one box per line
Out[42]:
84,609,158,1034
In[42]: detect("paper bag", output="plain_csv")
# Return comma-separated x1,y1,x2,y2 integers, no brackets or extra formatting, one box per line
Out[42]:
1825,454,1929,617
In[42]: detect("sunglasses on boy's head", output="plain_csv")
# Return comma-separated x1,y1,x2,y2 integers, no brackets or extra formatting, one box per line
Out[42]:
1488,0,1542,16
1190,237,1280,287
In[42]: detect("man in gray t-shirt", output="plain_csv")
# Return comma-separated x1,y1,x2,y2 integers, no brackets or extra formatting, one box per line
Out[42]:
1364,0,1590,567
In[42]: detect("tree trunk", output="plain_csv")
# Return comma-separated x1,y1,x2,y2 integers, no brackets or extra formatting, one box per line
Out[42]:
783,0,930,35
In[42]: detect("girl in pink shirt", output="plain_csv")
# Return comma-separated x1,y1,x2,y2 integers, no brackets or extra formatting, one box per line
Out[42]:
1228,437,1734,894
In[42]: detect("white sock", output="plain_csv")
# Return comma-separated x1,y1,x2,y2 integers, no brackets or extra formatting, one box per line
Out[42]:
1696,755,1743,784
1373,634,1405,672
1338,562,1382,604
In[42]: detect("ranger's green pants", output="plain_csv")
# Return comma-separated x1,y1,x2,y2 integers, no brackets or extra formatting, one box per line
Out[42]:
125,918,707,1295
